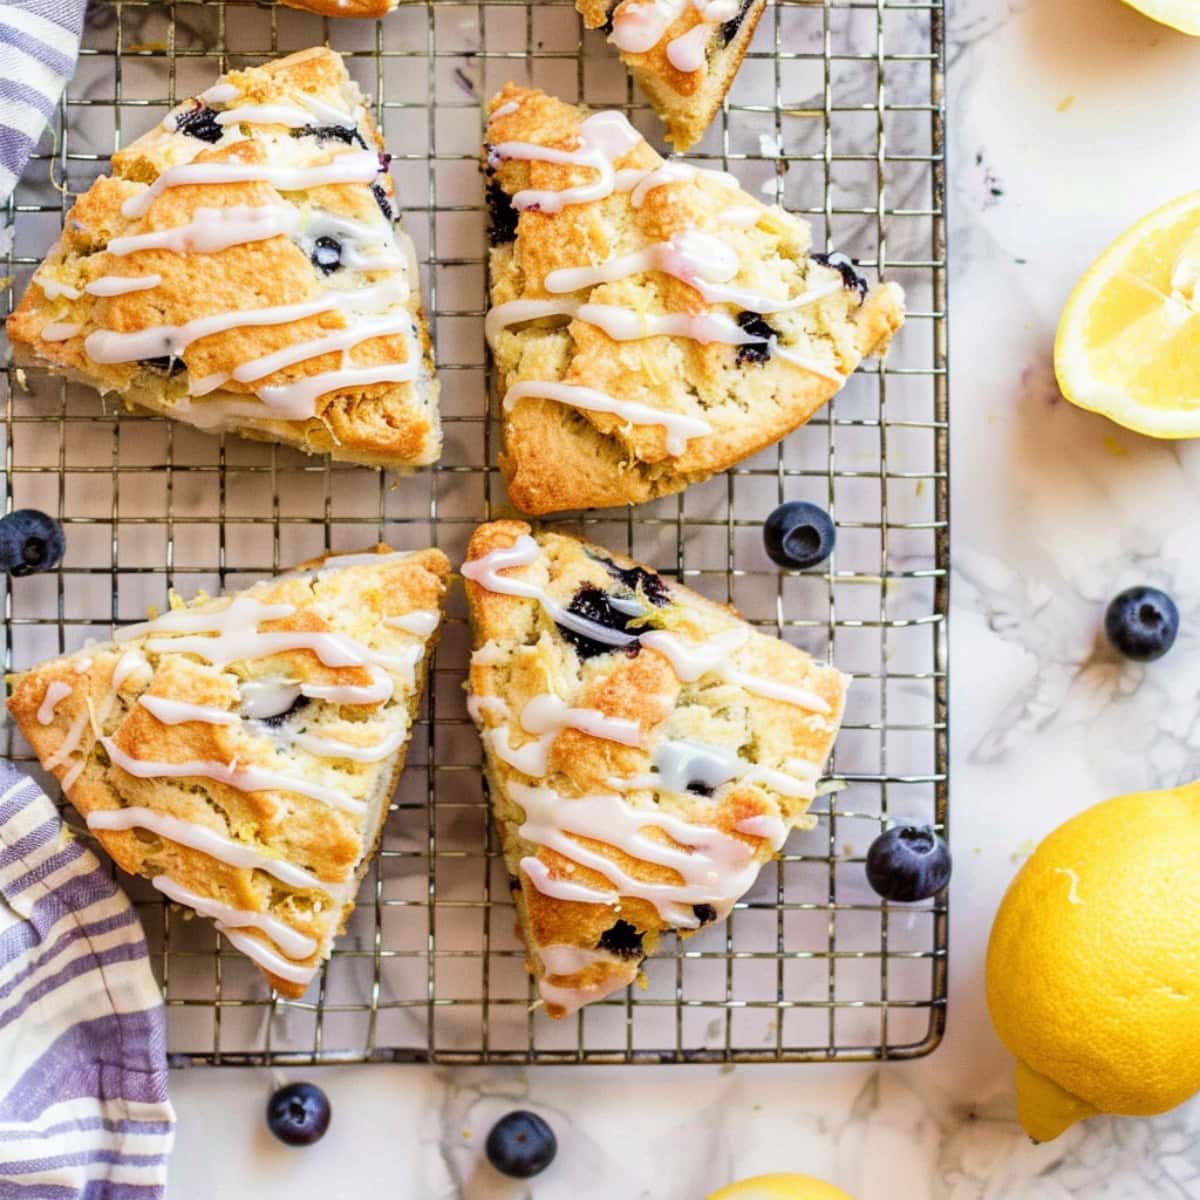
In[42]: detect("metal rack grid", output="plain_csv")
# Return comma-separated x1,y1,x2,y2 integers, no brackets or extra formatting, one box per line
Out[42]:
0,0,947,1065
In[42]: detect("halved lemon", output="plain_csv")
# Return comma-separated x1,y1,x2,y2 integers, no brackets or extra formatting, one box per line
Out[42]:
1054,191,1200,438
1118,0,1200,34
706,1175,855,1200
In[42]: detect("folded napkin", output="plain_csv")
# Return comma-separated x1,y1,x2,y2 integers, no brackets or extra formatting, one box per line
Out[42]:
0,762,173,1199
0,0,87,202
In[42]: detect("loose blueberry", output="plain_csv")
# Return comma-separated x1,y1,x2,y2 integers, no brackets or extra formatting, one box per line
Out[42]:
310,236,342,275
293,123,367,149
735,311,776,366
763,500,836,569
172,103,223,144
597,919,644,959
1105,586,1179,662
485,1111,557,1180
556,584,643,660
0,510,65,577
485,179,519,246
865,826,951,903
811,251,868,303
266,1082,331,1147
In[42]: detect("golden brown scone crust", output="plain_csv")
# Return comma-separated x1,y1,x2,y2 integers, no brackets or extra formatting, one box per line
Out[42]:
484,86,905,515
463,520,847,1017
577,0,768,150
8,546,449,998
7,47,440,469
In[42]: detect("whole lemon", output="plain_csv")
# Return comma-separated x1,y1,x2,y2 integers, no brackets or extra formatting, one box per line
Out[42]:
986,783,1200,1141
706,1175,854,1200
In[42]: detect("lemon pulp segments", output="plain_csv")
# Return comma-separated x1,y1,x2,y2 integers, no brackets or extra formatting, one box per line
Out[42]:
1054,192,1200,437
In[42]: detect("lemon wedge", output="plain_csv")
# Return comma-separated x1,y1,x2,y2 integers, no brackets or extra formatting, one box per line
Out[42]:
1054,191,1200,437
1118,0,1200,34
706,1175,855,1200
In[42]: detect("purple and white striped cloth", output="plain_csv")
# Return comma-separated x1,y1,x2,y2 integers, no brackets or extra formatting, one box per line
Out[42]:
0,762,173,1199
0,0,87,202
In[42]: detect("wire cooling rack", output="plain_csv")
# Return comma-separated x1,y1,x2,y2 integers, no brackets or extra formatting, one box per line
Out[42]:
0,0,947,1065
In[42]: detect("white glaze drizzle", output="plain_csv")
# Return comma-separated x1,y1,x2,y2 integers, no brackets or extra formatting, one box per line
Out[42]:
543,230,841,316
117,596,367,671
513,781,760,927
520,856,618,907
40,322,80,342
255,360,419,420
461,535,638,650
198,83,238,105
536,945,639,1016
35,275,81,301
152,874,317,959
315,550,415,571
36,681,72,725
489,694,641,778
718,203,762,228
666,22,712,71
298,211,407,273
464,537,833,715
84,277,405,368
44,710,89,770
106,205,300,258
384,611,439,637
217,925,319,986
238,679,300,720
299,667,394,706
87,806,324,891
120,151,384,220
112,648,152,689
491,100,521,119
734,813,789,848
84,274,162,297
100,736,365,815
291,727,406,764
466,694,510,725
489,110,642,213
138,695,238,726
614,161,738,208
73,657,93,674
502,380,711,456
214,102,315,128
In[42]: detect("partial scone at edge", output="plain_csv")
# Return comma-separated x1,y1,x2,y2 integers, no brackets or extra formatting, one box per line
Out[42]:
8,546,450,998
577,0,769,151
6,47,440,470
484,85,905,515
463,518,847,1017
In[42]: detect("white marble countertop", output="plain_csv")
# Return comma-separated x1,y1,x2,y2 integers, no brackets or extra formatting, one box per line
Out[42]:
158,0,1200,1194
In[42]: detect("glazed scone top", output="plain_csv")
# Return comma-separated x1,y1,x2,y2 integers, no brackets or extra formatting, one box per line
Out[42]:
463,521,847,1016
7,547,449,996
7,47,439,467
578,0,755,91
484,85,905,513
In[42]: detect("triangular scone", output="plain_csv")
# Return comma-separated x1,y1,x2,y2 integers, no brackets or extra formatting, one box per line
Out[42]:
8,546,449,998
576,0,767,151
484,86,905,516
462,520,847,1018
6,47,439,469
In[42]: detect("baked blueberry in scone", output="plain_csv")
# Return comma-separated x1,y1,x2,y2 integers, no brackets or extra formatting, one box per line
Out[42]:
6,47,440,469
576,0,767,151
7,547,449,998
483,85,905,516
462,520,847,1017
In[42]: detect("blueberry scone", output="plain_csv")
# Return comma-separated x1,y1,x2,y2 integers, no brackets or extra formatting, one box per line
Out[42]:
6,47,439,469
463,520,847,1017
577,0,767,150
7,546,449,997
484,85,905,515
